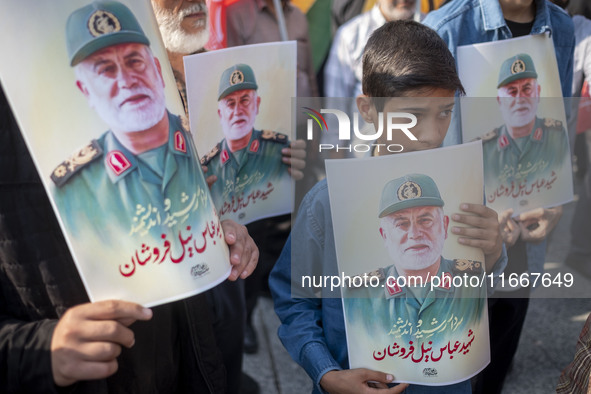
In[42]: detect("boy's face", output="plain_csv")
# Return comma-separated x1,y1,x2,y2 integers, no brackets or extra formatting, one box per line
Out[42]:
358,88,455,154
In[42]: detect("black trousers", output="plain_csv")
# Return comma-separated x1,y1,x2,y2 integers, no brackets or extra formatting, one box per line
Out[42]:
473,240,531,394
206,279,246,394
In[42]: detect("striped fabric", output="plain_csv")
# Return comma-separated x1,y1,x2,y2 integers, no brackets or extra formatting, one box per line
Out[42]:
557,313,591,393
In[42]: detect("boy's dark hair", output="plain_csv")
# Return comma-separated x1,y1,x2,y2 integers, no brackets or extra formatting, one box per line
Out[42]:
362,20,465,110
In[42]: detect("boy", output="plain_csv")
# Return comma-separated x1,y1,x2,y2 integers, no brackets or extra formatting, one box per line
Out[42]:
269,21,506,393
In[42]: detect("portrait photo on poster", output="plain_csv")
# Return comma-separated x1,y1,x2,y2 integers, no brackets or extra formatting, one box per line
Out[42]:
457,34,573,215
184,42,297,224
325,142,490,386
0,0,231,307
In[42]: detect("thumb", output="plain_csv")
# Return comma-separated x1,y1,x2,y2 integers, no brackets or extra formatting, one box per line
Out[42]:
360,369,395,384
499,209,514,225
516,207,543,222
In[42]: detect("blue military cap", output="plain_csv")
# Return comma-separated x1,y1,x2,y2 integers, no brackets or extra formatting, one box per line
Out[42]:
66,1,150,66
378,173,444,218
497,53,538,88
218,64,258,100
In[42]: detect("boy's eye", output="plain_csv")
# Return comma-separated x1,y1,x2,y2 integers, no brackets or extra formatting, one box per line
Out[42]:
437,109,453,119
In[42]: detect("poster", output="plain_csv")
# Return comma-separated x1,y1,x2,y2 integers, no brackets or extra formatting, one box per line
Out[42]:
184,42,296,224
0,0,231,307
326,142,490,385
458,34,573,215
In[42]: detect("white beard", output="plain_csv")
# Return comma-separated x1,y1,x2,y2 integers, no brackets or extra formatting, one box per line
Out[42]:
153,3,210,54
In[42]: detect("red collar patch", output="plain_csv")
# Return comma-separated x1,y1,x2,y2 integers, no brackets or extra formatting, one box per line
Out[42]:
174,131,187,153
386,279,402,296
249,140,260,153
533,127,543,141
221,149,229,164
107,151,131,176
437,272,452,290
499,134,510,149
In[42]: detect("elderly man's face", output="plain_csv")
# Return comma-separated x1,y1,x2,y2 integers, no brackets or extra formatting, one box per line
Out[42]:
497,77,541,129
379,206,448,271
378,0,416,21
218,89,261,141
75,43,166,133
151,0,209,54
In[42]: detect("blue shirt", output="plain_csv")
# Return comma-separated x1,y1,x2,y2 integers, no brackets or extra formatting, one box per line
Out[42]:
269,179,507,393
423,0,575,277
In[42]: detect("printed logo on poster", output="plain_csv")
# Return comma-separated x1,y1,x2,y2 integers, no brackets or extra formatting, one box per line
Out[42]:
303,106,418,153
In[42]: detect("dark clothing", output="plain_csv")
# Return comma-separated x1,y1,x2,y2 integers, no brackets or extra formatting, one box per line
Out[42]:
0,86,226,393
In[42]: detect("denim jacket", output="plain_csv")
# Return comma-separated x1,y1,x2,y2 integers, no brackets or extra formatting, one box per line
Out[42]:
424,0,574,277
269,179,508,393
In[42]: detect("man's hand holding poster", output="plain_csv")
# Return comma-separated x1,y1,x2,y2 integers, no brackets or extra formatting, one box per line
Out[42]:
326,142,490,385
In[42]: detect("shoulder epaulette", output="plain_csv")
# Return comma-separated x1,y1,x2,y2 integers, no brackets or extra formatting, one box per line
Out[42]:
480,128,499,142
452,259,483,276
260,129,289,144
51,140,103,188
350,267,386,287
544,118,564,131
201,143,221,165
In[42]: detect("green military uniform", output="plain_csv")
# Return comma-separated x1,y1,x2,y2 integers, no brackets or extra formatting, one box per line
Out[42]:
481,117,569,189
344,257,486,343
479,53,570,206
343,173,486,344
52,112,211,246
203,63,291,220
54,3,214,246
201,128,290,217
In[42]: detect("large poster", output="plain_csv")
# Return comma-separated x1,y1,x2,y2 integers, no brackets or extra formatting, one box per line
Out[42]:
458,34,573,215
326,142,489,385
184,42,296,224
0,0,231,307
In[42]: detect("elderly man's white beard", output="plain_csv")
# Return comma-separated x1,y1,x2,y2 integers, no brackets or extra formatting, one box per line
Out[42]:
153,3,210,54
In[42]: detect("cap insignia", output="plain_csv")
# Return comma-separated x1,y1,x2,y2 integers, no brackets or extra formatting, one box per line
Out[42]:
230,70,244,85
511,59,526,75
397,181,422,201
88,10,121,37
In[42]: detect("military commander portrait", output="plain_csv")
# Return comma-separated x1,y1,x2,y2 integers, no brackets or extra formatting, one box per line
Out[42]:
344,174,486,342
201,63,293,216
51,0,209,243
481,53,569,189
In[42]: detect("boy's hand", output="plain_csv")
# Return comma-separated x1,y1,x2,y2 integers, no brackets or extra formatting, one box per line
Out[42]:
451,203,503,271
499,209,520,247
51,300,153,387
221,219,259,280
319,369,408,393
516,206,562,243
282,139,307,180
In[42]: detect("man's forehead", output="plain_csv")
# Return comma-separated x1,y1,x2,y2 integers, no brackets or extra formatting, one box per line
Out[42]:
81,42,150,63
500,77,537,90
221,89,256,101
389,205,440,218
